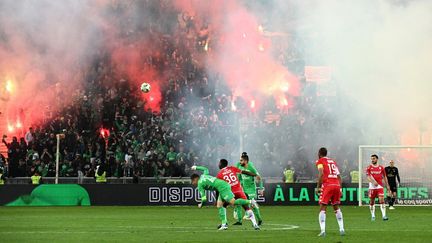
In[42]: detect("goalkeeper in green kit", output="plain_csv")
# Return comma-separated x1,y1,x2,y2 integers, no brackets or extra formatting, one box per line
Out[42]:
190,165,256,230
234,152,264,226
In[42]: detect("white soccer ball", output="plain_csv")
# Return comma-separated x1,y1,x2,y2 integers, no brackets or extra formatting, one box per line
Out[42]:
140,83,151,93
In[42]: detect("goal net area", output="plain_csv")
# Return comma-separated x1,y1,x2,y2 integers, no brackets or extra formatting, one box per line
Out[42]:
358,145,432,206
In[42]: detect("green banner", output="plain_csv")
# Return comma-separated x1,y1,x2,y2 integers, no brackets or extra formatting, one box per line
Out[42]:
6,184,90,206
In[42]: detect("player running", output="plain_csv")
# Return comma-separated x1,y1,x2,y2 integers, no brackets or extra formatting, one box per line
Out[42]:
366,154,391,221
385,160,400,210
190,166,253,231
216,159,260,229
315,147,345,237
235,152,264,226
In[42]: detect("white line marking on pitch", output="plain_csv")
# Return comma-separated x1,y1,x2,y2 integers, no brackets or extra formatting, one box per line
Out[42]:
114,224,300,231
171,224,300,232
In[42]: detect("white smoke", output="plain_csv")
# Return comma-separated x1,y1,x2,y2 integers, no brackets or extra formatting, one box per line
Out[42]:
246,0,432,145
293,0,432,142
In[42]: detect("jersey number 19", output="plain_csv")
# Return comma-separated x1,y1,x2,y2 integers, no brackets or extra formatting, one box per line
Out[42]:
327,163,338,178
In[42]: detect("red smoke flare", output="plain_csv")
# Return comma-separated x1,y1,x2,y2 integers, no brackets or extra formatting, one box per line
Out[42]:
174,0,300,110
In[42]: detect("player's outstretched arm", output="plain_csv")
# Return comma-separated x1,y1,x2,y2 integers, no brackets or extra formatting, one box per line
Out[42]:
192,165,209,175
241,170,257,176
247,163,264,189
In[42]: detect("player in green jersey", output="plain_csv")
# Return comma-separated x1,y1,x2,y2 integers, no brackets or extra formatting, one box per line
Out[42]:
190,166,253,230
234,152,264,225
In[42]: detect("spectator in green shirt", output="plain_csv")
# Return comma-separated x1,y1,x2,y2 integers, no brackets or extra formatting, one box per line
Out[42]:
166,146,177,163
37,161,49,177
115,146,124,163
176,145,187,163
157,142,168,155
26,147,38,164
60,162,69,177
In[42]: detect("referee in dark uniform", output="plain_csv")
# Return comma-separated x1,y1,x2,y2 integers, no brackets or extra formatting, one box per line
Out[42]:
385,160,400,209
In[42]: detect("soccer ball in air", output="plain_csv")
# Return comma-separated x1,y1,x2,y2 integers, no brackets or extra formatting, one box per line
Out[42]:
140,83,151,93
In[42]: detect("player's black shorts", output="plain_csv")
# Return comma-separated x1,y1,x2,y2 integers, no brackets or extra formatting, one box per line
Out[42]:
389,183,397,193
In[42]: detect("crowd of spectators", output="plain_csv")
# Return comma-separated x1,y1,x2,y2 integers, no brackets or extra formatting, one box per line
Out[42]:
0,1,362,182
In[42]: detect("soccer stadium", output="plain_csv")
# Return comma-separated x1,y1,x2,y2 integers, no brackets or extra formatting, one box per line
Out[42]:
0,0,431,242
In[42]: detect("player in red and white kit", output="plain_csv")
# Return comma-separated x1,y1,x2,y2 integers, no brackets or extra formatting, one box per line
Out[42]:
366,154,391,221
216,159,260,230
315,147,345,237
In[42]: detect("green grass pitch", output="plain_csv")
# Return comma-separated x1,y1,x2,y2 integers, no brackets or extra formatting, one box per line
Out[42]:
1,206,431,242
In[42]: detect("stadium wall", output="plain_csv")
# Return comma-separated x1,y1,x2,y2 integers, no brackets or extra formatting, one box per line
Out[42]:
1,183,430,206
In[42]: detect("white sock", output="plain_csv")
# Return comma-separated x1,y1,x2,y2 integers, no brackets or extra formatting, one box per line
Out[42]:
335,209,344,231
319,211,326,233
370,205,375,218
251,198,259,208
246,209,258,226
380,203,386,218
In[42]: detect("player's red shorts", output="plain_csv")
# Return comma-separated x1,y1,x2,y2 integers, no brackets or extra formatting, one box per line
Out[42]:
319,185,341,205
233,191,247,199
368,188,384,200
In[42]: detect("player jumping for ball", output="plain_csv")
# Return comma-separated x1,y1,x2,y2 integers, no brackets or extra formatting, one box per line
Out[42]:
190,166,254,230
315,147,345,237
366,154,391,221
216,159,260,229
